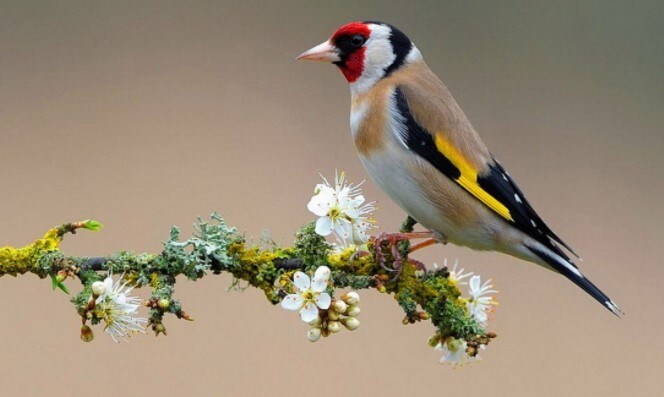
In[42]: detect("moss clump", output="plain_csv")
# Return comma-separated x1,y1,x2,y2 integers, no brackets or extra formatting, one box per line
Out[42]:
0,228,61,276
293,223,331,272
327,247,376,275
228,243,288,304
330,272,373,290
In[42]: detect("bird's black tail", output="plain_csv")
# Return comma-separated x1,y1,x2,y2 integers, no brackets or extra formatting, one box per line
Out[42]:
526,244,623,317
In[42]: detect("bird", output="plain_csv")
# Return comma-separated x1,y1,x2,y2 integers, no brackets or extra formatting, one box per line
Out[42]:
297,20,622,316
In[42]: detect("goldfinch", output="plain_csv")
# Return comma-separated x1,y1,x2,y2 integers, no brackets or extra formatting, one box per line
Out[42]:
297,21,622,316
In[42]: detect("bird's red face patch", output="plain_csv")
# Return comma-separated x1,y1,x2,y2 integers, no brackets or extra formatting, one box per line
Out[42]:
338,47,366,83
330,22,371,83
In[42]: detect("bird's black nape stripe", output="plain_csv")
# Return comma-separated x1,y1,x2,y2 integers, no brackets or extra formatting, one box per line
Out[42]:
363,21,412,77
527,245,622,317
394,87,461,180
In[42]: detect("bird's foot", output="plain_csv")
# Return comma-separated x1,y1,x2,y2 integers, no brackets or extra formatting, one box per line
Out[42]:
372,232,432,283
349,247,372,263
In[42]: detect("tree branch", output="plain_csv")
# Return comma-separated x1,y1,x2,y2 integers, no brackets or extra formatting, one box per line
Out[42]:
0,213,496,364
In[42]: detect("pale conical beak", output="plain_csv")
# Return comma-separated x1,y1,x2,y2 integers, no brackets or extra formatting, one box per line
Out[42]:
296,40,341,63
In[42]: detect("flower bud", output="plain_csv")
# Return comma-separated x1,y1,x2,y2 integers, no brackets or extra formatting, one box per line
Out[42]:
80,325,94,342
327,320,341,333
427,334,441,347
332,300,347,314
377,285,387,293
447,338,463,352
342,317,360,331
307,327,322,342
346,305,361,317
308,315,322,327
154,324,166,335
157,299,170,309
342,291,360,305
327,310,339,321
91,281,106,296
56,273,67,283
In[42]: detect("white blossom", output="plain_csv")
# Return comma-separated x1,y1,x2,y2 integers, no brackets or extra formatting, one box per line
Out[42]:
93,275,147,342
281,266,332,323
435,338,471,368
307,171,375,247
467,275,498,326
447,259,473,287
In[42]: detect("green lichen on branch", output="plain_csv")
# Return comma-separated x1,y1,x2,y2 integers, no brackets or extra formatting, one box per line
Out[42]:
0,213,495,353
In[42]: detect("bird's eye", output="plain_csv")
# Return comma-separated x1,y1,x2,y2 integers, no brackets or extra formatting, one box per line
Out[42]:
351,35,366,48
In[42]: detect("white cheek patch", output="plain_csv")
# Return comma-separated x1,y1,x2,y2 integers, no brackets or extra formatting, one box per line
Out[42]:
350,24,396,95
364,24,396,75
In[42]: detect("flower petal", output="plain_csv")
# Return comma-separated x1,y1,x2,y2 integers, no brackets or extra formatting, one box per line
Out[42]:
342,203,360,219
352,221,370,244
315,292,331,309
469,275,481,295
311,266,330,292
333,221,352,239
307,191,334,217
353,194,366,206
280,294,304,311
314,266,331,282
103,276,113,293
312,183,331,195
292,271,311,291
299,302,319,323
311,277,327,293
315,217,333,236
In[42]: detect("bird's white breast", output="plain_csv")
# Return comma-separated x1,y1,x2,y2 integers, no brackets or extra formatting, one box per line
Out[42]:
349,90,449,233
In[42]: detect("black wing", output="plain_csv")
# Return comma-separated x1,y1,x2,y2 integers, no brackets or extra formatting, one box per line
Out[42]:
478,159,580,261
394,87,579,262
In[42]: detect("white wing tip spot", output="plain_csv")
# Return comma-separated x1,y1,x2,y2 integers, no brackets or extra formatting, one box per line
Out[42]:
606,300,624,317
514,193,523,204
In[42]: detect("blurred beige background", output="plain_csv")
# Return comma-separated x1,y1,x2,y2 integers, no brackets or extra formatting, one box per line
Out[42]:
1,1,662,396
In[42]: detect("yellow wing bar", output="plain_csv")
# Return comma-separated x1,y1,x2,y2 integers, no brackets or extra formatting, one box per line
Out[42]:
434,134,514,222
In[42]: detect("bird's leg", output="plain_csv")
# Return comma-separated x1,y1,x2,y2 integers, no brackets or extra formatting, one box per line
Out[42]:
373,231,435,252
409,238,437,253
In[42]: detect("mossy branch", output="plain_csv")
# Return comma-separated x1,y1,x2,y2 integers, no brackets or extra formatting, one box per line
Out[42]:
0,213,495,360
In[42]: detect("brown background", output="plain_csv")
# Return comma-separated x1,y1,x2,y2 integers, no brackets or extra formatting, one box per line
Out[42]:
1,1,662,396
